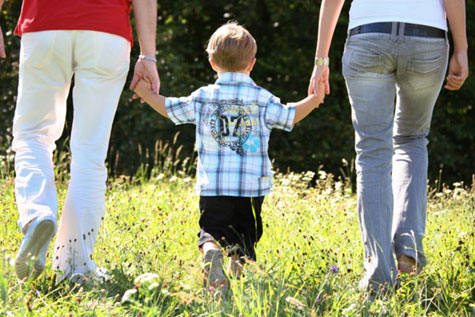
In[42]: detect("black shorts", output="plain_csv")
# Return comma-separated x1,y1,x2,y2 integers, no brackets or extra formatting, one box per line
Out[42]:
198,196,264,261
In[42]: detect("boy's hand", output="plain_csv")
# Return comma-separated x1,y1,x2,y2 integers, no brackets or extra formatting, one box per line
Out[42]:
133,79,154,104
132,78,168,118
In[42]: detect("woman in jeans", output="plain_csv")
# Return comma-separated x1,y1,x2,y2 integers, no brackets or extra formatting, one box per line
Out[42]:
309,0,468,292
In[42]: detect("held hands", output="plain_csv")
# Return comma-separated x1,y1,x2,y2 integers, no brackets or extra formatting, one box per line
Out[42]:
130,58,160,95
132,78,168,118
308,65,330,96
132,79,153,104
445,50,469,90
293,78,326,124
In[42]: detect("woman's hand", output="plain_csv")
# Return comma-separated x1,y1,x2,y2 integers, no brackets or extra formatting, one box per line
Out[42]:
308,65,330,96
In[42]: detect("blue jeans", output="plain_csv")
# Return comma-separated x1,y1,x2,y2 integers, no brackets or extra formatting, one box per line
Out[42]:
342,28,448,289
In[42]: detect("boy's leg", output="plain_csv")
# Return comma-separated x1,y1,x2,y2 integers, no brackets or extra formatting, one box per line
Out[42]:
219,196,264,279
202,240,221,253
201,242,228,292
227,254,243,278
12,31,74,279
198,196,263,289
202,246,228,292
233,196,264,262
198,197,230,293
52,31,130,281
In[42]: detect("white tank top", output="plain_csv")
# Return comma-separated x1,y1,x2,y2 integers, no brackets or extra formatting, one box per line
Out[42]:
348,0,447,31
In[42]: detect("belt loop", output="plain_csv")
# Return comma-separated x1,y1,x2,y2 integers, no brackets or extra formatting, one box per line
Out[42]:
391,22,398,41
399,22,406,41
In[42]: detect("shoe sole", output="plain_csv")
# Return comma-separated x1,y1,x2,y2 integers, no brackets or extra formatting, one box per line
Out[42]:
15,220,55,280
203,250,229,294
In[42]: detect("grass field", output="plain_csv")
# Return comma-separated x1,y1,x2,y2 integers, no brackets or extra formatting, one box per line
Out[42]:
1,170,474,316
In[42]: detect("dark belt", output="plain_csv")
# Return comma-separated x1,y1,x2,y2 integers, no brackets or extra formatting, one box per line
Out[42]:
349,22,446,38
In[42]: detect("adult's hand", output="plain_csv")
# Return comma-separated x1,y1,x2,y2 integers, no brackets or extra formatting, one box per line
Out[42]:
130,59,160,94
308,65,330,96
308,0,345,96
130,0,159,94
444,50,468,90
0,25,6,58
443,0,468,91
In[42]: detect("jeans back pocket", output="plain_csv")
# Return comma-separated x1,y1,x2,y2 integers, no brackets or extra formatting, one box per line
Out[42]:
343,46,385,79
406,55,444,90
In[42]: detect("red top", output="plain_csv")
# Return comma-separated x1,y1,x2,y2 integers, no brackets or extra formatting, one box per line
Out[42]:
15,0,133,44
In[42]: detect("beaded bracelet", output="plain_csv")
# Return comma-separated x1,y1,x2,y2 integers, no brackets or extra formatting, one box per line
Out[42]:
138,54,157,63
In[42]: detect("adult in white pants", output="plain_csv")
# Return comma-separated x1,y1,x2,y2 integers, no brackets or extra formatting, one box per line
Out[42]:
0,0,160,282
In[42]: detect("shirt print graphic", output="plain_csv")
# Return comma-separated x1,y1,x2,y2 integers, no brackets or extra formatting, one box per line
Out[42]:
207,100,258,156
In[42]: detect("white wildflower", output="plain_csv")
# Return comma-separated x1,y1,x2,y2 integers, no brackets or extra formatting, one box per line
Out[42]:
121,289,137,304
134,273,159,285
318,170,327,180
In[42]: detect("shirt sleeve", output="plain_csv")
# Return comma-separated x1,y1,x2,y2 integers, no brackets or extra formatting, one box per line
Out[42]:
264,95,296,131
165,95,196,125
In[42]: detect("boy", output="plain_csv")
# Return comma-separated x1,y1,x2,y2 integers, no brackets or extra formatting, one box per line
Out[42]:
134,22,324,293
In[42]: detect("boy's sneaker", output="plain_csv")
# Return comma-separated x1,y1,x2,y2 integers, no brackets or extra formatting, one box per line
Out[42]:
15,217,56,280
203,249,229,295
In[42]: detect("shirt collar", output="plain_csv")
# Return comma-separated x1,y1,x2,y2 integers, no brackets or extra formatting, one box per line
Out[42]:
215,72,255,85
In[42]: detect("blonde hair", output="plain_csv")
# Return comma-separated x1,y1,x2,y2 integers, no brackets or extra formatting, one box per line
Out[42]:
206,22,257,72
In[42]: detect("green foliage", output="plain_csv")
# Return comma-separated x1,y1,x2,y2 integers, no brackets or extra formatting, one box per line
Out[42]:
1,172,474,315
0,0,21,156
0,1,474,183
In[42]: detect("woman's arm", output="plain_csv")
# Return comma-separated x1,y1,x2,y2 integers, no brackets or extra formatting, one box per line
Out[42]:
0,0,6,58
308,0,345,96
443,0,469,90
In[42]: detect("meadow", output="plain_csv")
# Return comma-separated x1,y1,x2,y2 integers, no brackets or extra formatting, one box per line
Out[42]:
1,168,474,316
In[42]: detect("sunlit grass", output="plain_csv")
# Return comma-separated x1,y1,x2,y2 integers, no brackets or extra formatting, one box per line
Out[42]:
1,170,474,315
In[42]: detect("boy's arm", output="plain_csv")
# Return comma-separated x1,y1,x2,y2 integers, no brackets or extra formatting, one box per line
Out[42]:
134,80,169,118
294,82,325,124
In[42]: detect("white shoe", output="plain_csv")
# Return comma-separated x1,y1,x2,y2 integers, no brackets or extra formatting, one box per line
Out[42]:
69,268,111,286
15,217,56,280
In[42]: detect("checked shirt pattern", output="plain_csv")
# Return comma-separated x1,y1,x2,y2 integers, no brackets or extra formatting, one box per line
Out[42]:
165,72,296,197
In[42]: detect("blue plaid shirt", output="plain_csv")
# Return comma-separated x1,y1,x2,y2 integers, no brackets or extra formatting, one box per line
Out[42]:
165,72,296,197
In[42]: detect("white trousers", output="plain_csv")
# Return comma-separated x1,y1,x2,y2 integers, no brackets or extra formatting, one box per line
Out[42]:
13,30,130,280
